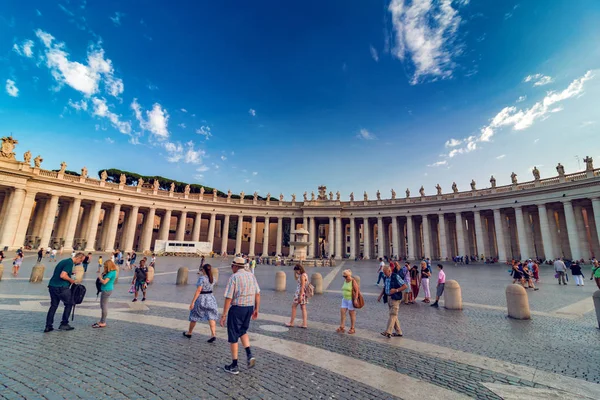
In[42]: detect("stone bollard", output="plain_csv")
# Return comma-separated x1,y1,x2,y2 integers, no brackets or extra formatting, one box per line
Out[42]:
147,266,155,285
72,265,85,284
443,280,462,310
275,271,286,291
212,268,219,286
353,275,361,287
0,264,3,281
311,273,323,294
593,290,600,329
506,284,531,320
30,264,45,283
176,267,189,285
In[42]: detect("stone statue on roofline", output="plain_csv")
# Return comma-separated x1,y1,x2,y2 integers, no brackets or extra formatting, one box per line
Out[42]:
511,172,518,184
329,191,333,200
376,190,381,200
452,182,458,193
228,189,232,199
279,193,283,201
0,136,18,160
584,156,594,171
253,192,258,201
556,163,565,177
120,174,126,184
311,191,315,201
532,166,540,180
34,155,43,168
490,175,496,188
241,191,245,199
336,191,340,201
184,184,190,195
303,192,307,201
137,177,144,187
405,188,410,198
169,182,175,192
200,186,205,195
213,188,217,196
419,186,425,197
436,184,442,195
470,179,476,190
391,188,396,199
364,191,368,201
292,193,296,202
100,170,108,181
266,192,271,200
349,192,354,201
153,179,159,190
23,151,31,164
81,166,88,179
59,161,67,173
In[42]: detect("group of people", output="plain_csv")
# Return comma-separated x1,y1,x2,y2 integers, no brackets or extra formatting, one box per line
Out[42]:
554,258,600,288
376,258,445,305
510,259,540,290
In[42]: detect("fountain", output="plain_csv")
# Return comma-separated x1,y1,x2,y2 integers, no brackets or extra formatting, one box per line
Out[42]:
289,228,310,261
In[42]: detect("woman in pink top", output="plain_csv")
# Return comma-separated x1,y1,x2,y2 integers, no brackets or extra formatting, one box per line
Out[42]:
431,264,445,308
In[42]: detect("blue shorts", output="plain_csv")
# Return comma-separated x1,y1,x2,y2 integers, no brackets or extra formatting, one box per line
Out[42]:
341,298,355,311
227,306,253,343
135,281,146,291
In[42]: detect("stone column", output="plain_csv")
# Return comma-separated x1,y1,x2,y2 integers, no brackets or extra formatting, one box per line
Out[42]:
591,198,600,251
10,190,37,250
474,211,486,259
249,216,257,256
221,214,230,255
276,217,283,256
493,209,507,262
207,213,217,250
159,209,172,241
349,217,357,259
29,198,46,239
514,206,530,260
123,206,139,252
83,201,101,251
98,207,111,251
140,207,156,252
104,203,121,252
235,216,244,255
77,206,91,245
308,217,316,258
335,217,343,259
455,212,466,257
262,217,270,257
39,195,59,248
328,217,335,257
192,212,202,242
537,204,555,260
63,198,82,251
438,214,448,261
574,204,590,259
406,216,415,260
377,217,385,258
422,215,431,260
363,218,371,259
176,211,187,241
562,200,583,260
54,202,70,241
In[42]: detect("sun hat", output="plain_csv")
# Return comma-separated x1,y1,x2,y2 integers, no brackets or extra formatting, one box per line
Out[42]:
232,256,246,267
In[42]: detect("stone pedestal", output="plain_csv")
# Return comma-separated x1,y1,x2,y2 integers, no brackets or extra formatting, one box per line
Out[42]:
593,290,600,329
443,280,462,310
275,271,286,292
311,272,323,294
212,268,219,286
506,284,531,320
176,267,188,285
72,265,84,284
0,264,3,281
30,265,45,283
147,266,155,284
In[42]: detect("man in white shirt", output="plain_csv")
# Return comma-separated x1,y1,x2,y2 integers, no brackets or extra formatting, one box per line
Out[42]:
376,258,385,286
51,248,57,262
554,258,567,285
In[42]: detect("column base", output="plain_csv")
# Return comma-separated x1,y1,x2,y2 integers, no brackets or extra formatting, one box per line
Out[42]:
84,247,96,252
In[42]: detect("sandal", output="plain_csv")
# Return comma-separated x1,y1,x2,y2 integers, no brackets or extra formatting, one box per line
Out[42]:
348,328,355,334
336,327,345,333
285,323,294,328
182,332,192,338
380,332,391,338
92,323,106,328
392,332,403,337
300,326,308,329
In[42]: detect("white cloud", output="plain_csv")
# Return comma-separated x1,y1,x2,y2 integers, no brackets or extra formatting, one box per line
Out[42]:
105,137,114,144
356,128,377,140
181,108,187,113
36,9,42,16
370,45,379,62
496,154,506,160
388,0,463,84
444,138,462,148
220,155,227,161
524,73,554,87
427,160,447,167
533,138,540,144
67,99,88,111
244,179,250,183
110,12,125,26
178,123,186,129
196,165,209,172
164,141,205,165
131,99,170,139
580,120,596,128
35,29,124,98
196,125,212,139
252,171,258,176
13,40,35,58
91,97,131,134
5,79,18,97
516,95,526,103
248,108,256,117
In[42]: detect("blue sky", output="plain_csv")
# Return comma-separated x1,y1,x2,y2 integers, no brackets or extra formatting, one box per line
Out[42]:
1,0,599,198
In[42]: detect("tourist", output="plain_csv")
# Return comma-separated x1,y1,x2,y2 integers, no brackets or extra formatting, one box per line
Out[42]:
184,264,218,342
532,261,540,283
554,258,567,285
570,262,584,286
93,260,118,328
522,264,539,290
125,252,131,269
410,263,420,301
37,247,43,263
97,255,103,273
51,248,57,262
45,252,84,332
12,253,24,276
285,264,309,328
198,255,205,274
132,259,148,302
220,256,260,374
375,257,385,286
82,252,91,272
250,257,256,274
45,246,51,258
0,249,4,263
420,261,431,303
377,265,407,338
336,269,358,334
401,263,412,305
430,264,446,308
149,254,156,269
130,251,137,266
591,260,600,289
511,261,523,286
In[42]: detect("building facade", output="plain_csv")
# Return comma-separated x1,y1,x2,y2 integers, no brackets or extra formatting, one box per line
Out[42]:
1,137,599,261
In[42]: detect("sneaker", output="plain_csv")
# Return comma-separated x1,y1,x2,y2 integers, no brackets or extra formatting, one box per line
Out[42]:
534,288,539,291
141,298,146,302
224,364,240,375
247,356,256,369
44,327,54,333
430,302,439,308
58,324,74,331
132,298,138,302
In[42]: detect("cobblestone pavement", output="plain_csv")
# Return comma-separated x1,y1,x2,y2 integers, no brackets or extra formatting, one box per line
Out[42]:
1,253,600,399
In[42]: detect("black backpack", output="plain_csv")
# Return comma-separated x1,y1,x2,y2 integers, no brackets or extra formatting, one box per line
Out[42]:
71,284,87,321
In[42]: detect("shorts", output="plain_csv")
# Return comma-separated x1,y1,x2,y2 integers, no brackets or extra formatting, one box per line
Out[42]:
135,281,146,291
227,305,253,343
436,283,445,297
341,298,355,311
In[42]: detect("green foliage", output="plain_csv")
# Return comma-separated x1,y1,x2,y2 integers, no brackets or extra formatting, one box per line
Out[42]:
53,169,80,176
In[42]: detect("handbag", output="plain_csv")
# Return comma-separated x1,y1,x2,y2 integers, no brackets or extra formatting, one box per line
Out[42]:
352,278,365,309
128,284,135,294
